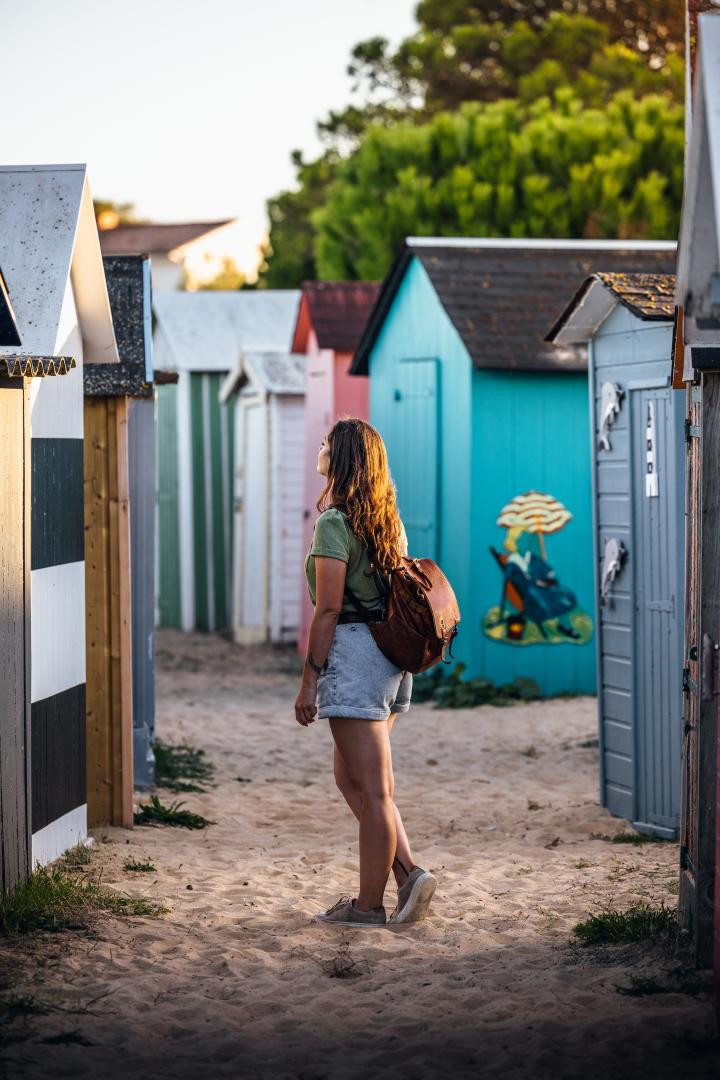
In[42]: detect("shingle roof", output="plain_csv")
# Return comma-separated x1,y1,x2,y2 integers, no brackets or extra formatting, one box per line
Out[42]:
85,256,153,397
98,220,233,256
351,240,677,375
546,272,676,346
294,281,380,352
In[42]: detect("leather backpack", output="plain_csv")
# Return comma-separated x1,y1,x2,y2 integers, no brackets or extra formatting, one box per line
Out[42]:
346,555,461,675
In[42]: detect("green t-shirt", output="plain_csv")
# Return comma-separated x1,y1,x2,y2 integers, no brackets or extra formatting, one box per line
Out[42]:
305,508,405,614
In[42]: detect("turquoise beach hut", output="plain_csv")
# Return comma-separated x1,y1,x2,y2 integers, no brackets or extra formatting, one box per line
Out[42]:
351,239,676,697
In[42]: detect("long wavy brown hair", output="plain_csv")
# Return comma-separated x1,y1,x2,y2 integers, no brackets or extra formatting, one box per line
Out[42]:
317,418,404,573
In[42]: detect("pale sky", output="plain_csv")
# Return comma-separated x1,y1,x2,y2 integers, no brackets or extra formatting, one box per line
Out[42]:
2,0,418,277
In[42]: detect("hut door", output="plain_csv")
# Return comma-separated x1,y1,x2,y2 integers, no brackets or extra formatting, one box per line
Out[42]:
631,386,683,836
240,401,266,635
0,380,31,890
391,359,440,560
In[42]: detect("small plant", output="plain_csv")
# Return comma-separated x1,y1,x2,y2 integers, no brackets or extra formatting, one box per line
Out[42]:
60,844,92,870
0,866,165,936
0,994,48,1017
590,832,674,845
616,974,710,998
573,902,678,946
134,795,214,830
428,663,542,709
123,859,156,873
154,739,215,793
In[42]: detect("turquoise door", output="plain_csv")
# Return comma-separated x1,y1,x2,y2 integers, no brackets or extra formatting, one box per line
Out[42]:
388,358,440,560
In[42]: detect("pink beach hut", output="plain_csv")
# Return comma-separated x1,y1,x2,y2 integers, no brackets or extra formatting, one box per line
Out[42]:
292,281,379,655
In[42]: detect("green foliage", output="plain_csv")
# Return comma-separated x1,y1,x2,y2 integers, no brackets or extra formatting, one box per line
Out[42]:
259,151,337,289
0,866,164,935
153,738,215,794
313,92,683,281
183,256,246,291
123,859,157,873
260,3,684,287
573,902,678,946
413,662,541,708
134,795,214,830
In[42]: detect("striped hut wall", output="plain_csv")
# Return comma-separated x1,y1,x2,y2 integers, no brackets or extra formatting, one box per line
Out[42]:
29,279,87,866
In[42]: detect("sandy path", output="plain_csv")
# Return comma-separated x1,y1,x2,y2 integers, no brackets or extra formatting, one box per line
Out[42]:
1,630,719,1079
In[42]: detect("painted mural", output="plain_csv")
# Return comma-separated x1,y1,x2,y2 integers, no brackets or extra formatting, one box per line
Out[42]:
482,491,593,647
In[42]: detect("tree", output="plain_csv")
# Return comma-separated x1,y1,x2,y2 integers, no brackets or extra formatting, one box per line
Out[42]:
93,199,142,230
313,91,684,281
259,2,685,287
258,151,337,289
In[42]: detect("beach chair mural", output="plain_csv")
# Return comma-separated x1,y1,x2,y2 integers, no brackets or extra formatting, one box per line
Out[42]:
483,491,593,647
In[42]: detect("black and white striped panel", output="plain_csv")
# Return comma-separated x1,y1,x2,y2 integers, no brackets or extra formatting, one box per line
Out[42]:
29,323,87,866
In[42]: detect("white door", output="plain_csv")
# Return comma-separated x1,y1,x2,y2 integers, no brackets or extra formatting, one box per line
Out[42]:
240,401,267,637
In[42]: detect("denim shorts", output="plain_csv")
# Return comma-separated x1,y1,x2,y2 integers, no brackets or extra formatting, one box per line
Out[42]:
316,623,412,721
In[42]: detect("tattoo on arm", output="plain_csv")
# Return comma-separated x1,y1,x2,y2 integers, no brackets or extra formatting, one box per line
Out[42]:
306,652,327,676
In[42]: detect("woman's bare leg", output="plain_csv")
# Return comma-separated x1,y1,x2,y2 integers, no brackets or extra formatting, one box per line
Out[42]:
333,714,415,887
329,718,396,911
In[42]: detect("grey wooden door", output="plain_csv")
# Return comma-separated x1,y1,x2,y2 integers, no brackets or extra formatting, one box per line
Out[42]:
631,386,684,836
0,379,31,891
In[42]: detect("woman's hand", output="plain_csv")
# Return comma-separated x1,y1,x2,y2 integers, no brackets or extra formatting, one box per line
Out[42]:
295,676,318,727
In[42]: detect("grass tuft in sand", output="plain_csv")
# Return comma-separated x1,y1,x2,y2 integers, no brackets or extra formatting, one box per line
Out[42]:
0,866,165,936
123,859,157,873
134,794,214,830
154,739,215,793
573,903,678,946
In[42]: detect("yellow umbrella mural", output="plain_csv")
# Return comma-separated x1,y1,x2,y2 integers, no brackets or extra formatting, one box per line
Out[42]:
483,490,593,647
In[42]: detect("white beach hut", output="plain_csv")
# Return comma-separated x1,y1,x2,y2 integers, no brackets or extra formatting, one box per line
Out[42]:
152,291,300,632
219,352,305,645
0,164,119,882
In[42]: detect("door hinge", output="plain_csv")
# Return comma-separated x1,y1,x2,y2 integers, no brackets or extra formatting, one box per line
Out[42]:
701,634,720,701
685,419,701,440
680,844,693,872
682,666,698,695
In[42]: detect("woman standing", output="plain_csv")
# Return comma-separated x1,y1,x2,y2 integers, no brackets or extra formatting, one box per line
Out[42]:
295,418,437,928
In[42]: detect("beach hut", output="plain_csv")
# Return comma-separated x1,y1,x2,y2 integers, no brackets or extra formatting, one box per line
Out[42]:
0,164,119,880
547,273,683,837
675,9,720,974
83,255,157,823
219,352,305,644
292,281,378,654
153,291,300,632
351,239,676,697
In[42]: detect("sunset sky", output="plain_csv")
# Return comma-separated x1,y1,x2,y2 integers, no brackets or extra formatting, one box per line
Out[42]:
3,0,417,277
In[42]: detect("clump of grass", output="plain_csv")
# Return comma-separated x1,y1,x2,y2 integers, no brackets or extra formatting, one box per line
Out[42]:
60,843,92,870
591,831,674,845
573,902,678,947
1,994,48,1017
123,859,156,873
134,795,214,830
0,866,165,936
154,739,215,793
413,663,542,709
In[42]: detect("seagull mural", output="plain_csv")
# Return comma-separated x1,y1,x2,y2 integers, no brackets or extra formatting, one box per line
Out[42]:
482,491,593,647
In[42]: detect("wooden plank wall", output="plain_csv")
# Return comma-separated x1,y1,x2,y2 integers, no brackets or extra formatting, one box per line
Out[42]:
84,397,134,828
0,380,30,891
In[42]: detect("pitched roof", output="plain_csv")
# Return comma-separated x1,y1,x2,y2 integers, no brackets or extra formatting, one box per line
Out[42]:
0,164,119,364
219,351,305,402
153,290,300,372
546,273,676,346
351,239,677,375
98,220,233,256
293,281,380,352
85,255,154,397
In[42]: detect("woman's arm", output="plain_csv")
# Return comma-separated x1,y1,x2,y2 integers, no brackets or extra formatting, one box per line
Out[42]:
294,556,347,727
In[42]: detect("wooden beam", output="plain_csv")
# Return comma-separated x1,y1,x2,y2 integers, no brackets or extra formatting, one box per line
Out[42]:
115,398,134,829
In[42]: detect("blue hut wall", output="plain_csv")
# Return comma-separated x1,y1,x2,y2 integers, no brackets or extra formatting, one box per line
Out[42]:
370,256,472,651
369,255,596,696
590,303,683,836
470,369,596,696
